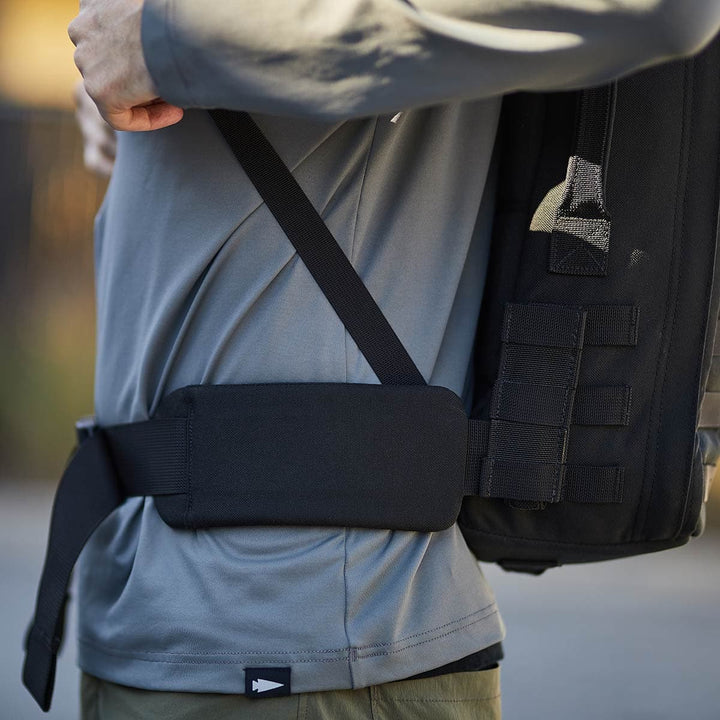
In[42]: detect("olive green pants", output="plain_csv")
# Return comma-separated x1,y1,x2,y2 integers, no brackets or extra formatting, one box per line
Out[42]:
81,668,501,720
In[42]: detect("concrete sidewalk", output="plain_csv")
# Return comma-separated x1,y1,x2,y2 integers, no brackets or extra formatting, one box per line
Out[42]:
483,534,720,719
2,481,718,720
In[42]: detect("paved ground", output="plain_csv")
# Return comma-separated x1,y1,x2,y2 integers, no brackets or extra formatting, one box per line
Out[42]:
2,482,719,720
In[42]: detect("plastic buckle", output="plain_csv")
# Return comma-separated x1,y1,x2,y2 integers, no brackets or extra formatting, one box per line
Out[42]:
75,416,97,445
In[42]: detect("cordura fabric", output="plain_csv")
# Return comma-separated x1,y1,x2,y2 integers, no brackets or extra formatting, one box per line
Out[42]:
462,35,720,565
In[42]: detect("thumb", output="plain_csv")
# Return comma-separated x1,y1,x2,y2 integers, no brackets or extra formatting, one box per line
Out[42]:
105,100,184,132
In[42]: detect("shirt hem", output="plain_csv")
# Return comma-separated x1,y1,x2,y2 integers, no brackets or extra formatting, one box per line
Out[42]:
77,604,504,694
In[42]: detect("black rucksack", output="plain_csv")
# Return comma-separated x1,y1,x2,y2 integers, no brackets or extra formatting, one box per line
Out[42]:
460,33,720,573
23,34,720,712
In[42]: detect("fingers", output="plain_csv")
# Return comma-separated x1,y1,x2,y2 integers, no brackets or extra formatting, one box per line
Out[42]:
83,144,116,178
74,79,117,177
68,2,181,133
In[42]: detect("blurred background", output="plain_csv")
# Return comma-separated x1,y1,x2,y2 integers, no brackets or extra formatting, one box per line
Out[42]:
0,3,719,719
0,0,103,480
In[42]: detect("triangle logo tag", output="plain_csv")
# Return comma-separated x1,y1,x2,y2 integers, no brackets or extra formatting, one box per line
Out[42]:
253,679,284,693
245,667,291,698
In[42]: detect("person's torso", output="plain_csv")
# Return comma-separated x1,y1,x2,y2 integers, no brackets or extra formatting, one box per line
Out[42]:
77,99,506,694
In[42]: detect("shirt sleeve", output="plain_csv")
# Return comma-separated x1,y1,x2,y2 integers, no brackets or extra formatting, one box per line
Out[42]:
141,0,720,119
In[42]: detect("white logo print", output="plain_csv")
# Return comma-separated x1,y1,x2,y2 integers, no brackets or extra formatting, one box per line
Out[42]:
252,679,285,693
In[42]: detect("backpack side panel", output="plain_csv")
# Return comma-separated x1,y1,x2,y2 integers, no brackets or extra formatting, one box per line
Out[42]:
460,36,720,567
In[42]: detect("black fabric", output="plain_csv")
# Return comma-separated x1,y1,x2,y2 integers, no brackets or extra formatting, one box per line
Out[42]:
572,386,632,426
404,642,504,681
502,304,639,350
492,381,573,427
475,303,624,504
23,432,122,711
550,213,611,275
486,420,569,465
502,303,585,347
460,35,720,568
244,667,291,698
549,85,615,276
493,382,631,427
583,305,639,346
480,458,566,503
499,343,581,385
464,418,490,495
152,383,469,532
104,418,188,496
481,304,578,502
209,109,425,387
477,460,622,504
563,465,624,503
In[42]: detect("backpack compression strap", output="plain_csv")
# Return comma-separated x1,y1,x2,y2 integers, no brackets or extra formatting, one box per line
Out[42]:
549,84,615,276
23,109,625,711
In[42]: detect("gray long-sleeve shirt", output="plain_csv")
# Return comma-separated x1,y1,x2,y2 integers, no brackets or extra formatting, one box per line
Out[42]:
77,0,720,695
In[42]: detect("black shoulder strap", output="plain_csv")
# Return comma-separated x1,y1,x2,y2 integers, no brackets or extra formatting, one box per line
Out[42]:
209,109,425,386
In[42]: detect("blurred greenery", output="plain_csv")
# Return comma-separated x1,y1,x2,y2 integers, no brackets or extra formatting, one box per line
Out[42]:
0,105,104,479
0,302,95,478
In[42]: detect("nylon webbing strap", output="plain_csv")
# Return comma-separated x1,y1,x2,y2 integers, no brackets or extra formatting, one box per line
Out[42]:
22,419,189,711
468,303,623,504
463,421,624,502
584,305,639,346
572,386,632,426
23,432,122,711
25,379,467,711
550,84,616,276
465,419,490,494
209,109,425,387
105,418,189,495
490,383,631,427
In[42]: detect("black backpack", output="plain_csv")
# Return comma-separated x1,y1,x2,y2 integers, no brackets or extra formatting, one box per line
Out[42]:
23,34,720,712
460,33,720,573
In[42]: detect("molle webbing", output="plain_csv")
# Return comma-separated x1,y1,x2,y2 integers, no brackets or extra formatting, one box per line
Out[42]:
464,303,625,505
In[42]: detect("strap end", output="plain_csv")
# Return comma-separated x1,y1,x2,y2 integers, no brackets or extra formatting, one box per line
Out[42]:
23,625,59,712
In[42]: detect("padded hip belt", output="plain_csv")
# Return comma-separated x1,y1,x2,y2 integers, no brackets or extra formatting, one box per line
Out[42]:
23,300,630,710
107,382,472,532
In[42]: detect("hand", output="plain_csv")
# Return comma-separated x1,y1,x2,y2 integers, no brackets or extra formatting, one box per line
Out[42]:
68,0,183,132
74,80,117,177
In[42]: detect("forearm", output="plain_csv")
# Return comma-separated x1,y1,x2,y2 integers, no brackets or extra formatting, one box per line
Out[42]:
142,0,720,120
